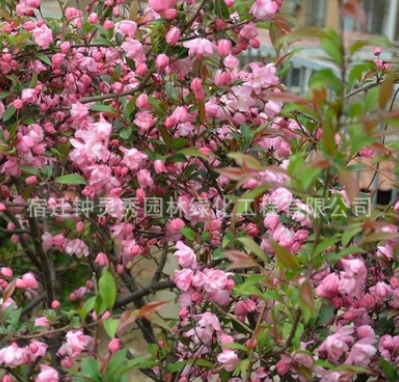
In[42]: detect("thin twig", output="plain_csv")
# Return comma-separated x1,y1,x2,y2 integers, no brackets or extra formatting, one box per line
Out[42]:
114,280,175,308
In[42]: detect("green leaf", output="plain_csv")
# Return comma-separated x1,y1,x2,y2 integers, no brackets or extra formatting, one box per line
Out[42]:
319,304,335,325
2,106,15,122
180,227,196,240
170,138,189,150
364,87,379,112
81,358,101,382
214,0,230,19
380,358,398,380
106,348,128,380
54,174,87,185
20,166,40,176
119,127,132,140
104,318,118,338
99,268,117,309
90,104,118,114
238,237,268,263
177,148,208,160
236,184,269,215
272,241,301,271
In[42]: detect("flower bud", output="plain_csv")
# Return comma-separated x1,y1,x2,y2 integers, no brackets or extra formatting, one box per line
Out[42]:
108,338,121,353
165,27,180,46
156,53,169,72
217,39,232,57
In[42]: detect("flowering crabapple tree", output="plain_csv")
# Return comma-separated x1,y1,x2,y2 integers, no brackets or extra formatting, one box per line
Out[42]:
1,0,399,381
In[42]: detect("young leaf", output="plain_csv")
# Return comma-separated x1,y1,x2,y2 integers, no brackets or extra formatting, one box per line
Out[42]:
54,174,87,185
99,268,117,309
272,241,300,271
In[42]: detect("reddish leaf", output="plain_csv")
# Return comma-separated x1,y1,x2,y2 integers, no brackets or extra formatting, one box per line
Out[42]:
338,168,359,203
299,280,315,313
117,310,138,335
379,71,395,109
2,279,17,303
139,300,170,319
226,250,259,270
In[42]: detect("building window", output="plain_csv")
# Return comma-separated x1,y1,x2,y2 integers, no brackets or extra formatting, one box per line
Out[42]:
306,0,327,27
363,0,388,35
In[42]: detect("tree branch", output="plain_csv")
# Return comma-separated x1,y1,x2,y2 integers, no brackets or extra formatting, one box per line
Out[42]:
27,217,54,307
114,280,175,309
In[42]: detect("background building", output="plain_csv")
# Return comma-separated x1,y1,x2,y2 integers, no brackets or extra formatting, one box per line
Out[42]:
241,0,399,206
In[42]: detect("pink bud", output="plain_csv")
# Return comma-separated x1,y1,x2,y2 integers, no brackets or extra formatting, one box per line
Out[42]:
104,20,114,30
374,46,382,56
25,175,38,185
101,310,111,320
69,292,77,302
86,280,95,290
156,53,169,72
136,63,147,76
116,264,124,274
61,357,74,368
76,221,85,232
108,338,121,353
164,8,177,19
51,300,60,309
0,267,13,278
154,159,165,174
29,342,39,354
16,279,26,289
217,39,232,56
95,252,109,267
88,12,98,24
169,217,185,231
60,41,71,53
2,375,12,382
375,59,383,69
165,27,180,46
22,272,38,289
190,78,202,92
26,0,41,8
0,203,5,212
136,94,148,109
249,38,260,49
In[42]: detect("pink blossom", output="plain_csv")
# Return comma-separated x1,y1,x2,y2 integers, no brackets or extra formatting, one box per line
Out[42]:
183,38,216,60
29,341,47,358
114,21,137,38
318,327,354,362
32,24,53,49
173,269,194,291
66,239,89,258
58,330,93,358
217,349,239,371
36,365,59,382
174,241,197,269
250,0,281,19
345,337,377,366
0,343,26,367
234,299,256,320
134,111,157,132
